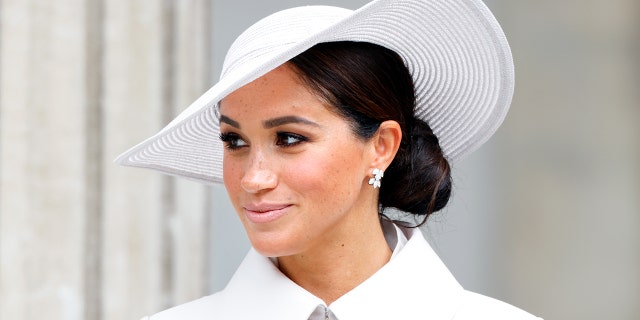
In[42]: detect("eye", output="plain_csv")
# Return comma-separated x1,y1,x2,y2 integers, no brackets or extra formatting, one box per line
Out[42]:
275,132,307,147
219,132,248,150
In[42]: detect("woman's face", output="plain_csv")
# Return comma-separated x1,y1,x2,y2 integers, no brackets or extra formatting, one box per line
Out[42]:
218,64,376,258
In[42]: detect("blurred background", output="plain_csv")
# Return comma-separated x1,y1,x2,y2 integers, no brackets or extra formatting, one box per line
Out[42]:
0,0,638,319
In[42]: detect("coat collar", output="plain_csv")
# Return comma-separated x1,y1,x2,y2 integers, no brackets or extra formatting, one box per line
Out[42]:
217,223,464,319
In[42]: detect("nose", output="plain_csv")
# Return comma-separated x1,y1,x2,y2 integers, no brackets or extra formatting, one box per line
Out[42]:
240,152,277,193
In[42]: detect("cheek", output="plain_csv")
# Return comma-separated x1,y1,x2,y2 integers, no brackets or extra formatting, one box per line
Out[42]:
285,148,363,196
222,155,242,194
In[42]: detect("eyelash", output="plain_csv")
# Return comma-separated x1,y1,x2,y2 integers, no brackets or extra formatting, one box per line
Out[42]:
219,132,245,151
276,132,308,147
219,132,308,151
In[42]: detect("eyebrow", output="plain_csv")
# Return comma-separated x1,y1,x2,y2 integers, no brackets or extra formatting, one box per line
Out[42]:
219,114,320,130
263,116,320,129
219,115,240,128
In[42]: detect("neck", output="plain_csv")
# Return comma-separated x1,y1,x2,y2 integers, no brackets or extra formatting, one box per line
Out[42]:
277,213,392,305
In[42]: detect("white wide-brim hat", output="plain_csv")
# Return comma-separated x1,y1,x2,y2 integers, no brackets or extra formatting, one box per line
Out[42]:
116,0,514,185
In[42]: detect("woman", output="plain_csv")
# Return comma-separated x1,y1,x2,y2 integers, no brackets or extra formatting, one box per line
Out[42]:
117,0,541,319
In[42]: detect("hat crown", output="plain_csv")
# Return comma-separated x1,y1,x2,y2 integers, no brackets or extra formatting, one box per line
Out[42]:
221,6,351,81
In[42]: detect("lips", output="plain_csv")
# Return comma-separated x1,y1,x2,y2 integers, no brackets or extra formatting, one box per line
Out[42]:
243,203,291,224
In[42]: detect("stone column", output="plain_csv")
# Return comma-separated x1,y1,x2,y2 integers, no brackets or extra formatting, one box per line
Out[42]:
0,1,89,319
0,1,213,319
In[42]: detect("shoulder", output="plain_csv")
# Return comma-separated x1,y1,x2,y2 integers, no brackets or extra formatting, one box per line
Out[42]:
142,292,229,320
454,290,543,320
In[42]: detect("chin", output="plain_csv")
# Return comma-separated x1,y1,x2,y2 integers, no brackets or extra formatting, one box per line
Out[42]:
247,233,301,258
252,243,293,258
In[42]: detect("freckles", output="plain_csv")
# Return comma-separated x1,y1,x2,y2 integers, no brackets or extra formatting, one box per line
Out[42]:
223,163,242,186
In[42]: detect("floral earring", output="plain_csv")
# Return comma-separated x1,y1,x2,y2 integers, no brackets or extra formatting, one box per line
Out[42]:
368,168,384,189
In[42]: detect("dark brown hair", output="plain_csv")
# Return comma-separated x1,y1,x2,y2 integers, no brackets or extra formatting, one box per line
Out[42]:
289,41,451,226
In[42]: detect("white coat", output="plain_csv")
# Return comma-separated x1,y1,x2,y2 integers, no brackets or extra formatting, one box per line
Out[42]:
142,222,542,319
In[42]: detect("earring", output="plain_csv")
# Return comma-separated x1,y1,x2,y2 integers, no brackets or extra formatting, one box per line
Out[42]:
368,168,384,189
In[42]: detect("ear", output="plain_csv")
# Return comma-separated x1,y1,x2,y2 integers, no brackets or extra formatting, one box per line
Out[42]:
369,120,402,171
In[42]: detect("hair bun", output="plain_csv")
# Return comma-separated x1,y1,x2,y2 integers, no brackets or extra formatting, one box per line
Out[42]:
379,118,452,225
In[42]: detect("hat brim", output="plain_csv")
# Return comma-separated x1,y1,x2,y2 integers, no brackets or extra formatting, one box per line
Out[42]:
115,0,514,185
